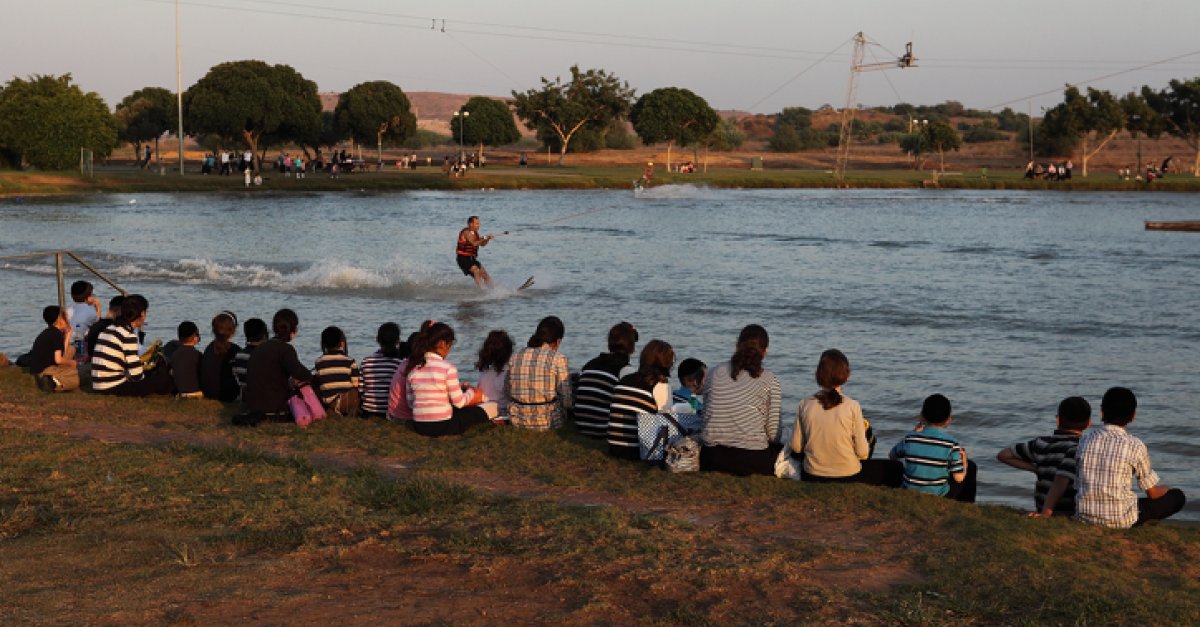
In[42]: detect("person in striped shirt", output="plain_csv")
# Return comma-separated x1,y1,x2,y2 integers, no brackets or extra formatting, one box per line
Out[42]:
699,324,784,476
889,394,976,502
505,316,572,431
386,320,436,423
572,321,638,438
404,322,489,437
312,326,361,417
607,339,674,460
997,396,1090,517
359,322,405,419
90,294,173,396
232,318,269,399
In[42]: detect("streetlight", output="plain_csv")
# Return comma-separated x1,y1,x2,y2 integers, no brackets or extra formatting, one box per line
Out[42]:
453,110,469,163
1131,114,1143,177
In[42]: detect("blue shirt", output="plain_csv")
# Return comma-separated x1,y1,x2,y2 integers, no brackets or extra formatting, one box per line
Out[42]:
673,386,702,414
889,425,964,497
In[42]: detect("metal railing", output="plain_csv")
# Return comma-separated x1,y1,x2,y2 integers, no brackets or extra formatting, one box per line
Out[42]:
0,250,128,309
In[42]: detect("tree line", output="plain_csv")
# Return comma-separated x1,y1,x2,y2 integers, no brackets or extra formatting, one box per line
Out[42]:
2,60,1199,175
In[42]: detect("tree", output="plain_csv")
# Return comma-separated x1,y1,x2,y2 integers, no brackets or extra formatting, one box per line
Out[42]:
774,106,814,133
334,80,416,163
184,60,321,171
511,65,635,165
0,74,118,170
1143,78,1200,175
630,87,718,169
115,86,176,165
317,112,346,153
1037,86,1124,176
923,121,961,172
449,96,520,161
706,117,746,152
898,132,927,170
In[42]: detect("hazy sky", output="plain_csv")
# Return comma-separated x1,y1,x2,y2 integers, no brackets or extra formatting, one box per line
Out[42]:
3,0,1199,115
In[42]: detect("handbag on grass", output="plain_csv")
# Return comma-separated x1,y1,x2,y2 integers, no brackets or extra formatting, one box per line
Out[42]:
289,383,327,427
665,435,701,473
637,412,702,464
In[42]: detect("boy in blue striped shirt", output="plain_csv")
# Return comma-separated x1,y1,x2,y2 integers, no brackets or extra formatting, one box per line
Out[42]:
889,394,975,502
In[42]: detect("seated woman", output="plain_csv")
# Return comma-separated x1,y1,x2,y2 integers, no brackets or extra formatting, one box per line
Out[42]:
606,339,675,460
240,309,312,424
200,311,242,402
474,330,514,421
90,294,173,396
504,316,572,431
699,324,783,476
573,321,638,438
360,322,405,419
791,349,898,486
406,322,489,437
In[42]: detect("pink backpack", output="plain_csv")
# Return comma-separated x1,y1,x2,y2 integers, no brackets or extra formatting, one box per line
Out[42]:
289,383,327,427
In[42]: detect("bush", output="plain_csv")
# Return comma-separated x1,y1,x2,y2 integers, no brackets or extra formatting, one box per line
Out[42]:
963,121,1007,143
401,129,451,149
605,123,637,150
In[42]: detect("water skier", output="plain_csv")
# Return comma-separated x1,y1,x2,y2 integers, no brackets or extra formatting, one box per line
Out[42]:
456,215,495,289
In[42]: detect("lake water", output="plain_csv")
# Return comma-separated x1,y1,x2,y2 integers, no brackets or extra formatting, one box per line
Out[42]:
1,186,1197,519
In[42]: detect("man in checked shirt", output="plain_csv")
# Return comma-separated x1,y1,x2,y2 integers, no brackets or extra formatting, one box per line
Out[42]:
1074,387,1187,528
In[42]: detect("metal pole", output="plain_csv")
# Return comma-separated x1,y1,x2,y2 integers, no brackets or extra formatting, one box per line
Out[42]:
176,0,185,176
55,252,65,311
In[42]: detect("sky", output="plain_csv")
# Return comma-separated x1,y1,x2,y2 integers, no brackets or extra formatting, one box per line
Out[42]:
3,0,1199,116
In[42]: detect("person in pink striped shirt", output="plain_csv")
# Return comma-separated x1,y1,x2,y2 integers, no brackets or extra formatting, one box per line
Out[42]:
403,322,489,437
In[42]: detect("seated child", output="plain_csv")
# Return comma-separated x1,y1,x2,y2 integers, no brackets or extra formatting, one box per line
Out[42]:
474,329,514,421
29,305,79,392
1075,387,1187,528
672,358,706,414
170,321,203,398
200,311,242,402
889,394,976,502
67,280,102,360
360,322,406,418
313,326,361,417
997,396,1089,517
232,318,268,398
85,295,124,358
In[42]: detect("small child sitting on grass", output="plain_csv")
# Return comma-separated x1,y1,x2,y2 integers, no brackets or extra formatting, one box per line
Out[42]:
672,358,706,414
313,326,361,417
997,396,1089,517
29,306,79,392
232,318,269,399
1074,387,1187,528
170,321,203,399
889,394,976,502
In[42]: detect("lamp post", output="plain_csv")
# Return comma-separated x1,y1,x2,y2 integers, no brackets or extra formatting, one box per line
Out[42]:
1131,114,1142,176
453,110,469,163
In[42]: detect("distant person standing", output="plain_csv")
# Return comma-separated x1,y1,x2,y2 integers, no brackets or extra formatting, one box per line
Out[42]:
456,215,494,289
142,145,152,170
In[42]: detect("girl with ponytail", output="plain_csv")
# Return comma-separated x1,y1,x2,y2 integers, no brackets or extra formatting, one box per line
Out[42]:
505,316,572,430
387,320,435,423
240,308,312,424
790,349,894,486
405,322,490,437
698,324,784,476
201,311,242,402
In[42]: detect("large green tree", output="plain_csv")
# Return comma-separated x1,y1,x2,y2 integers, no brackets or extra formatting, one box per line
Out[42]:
923,120,962,172
629,87,718,170
511,65,635,165
0,74,118,170
449,96,520,161
334,80,416,163
1143,78,1200,175
1037,86,1124,176
114,86,176,165
183,60,320,171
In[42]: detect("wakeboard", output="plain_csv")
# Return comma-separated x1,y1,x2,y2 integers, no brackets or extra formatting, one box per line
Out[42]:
518,276,535,291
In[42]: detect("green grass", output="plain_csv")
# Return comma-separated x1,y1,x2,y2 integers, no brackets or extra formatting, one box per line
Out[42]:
1,369,1198,623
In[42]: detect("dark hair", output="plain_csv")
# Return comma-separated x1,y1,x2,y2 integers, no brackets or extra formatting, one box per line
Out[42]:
405,322,455,375
634,339,675,388
42,305,62,326
108,295,125,312
476,330,514,373
244,318,269,343
116,294,149,327
178,320,199,341
1057,396,1092,430
210,311,237,357
402,320,437,360
1101,387,1137,426
376,322,402,358
320,326,346,353
527,316,565,348
921,394,952,425
467,215,479,225
678,358,706,385
607,321,639,358
814,349,851,410
70,280,92,303
272,308,299,340
729,324,769,380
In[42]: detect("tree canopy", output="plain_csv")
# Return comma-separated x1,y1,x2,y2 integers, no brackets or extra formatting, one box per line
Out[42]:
1036,86,1124,175
629,87,718,168
450,96,521,158
0,74,118,170
184,60,321,169
334,80,417,159
1143,77,1200,175
115,86,176,156
511,65,635,165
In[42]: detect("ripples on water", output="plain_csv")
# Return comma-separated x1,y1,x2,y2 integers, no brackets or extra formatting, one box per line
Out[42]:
1,187,1197,519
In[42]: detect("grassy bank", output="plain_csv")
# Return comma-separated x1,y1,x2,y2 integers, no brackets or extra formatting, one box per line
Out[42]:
1,368,1197,624
4,166,1200,197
